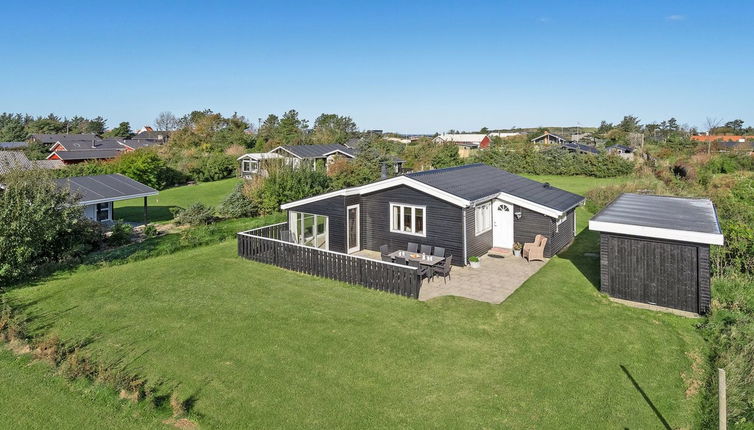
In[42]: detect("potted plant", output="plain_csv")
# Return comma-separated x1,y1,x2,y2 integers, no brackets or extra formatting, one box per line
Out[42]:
468,256,481,269
513,242,523,257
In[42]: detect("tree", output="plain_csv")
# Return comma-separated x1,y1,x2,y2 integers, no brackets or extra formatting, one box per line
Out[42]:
705,117,722,134
26,114,66,134
617,115,641,133
154,111,179,131
276,110,308,146
83,116,107,134
724,119,745,134
258,114,280,143
480,126,489,134
0,118,26,141
431,143,462,168
597,121,614,135
0,169,102,285
311,113,357,144
104,121,133,138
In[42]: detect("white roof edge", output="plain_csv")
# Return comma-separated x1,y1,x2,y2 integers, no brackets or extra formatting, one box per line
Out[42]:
269,146,303,159
78,191,159,206
588,219,724,245
321,149,356,158
280,176,471,210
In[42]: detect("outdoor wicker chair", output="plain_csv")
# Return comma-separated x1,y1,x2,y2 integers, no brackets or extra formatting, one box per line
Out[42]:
523,235,548,262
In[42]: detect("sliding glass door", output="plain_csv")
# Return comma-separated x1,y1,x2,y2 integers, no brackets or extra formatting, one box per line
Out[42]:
289,211,329,250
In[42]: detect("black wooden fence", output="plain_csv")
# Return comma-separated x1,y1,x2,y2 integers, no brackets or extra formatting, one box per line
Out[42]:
237,223,422,298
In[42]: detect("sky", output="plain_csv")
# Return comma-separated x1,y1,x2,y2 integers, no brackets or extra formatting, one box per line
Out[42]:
1,0,752,134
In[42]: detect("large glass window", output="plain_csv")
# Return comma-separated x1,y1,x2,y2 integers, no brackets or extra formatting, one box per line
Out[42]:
389,203,426,237
96,202,111,222
289,211,328,250
242,159,258,173
475,202,492,235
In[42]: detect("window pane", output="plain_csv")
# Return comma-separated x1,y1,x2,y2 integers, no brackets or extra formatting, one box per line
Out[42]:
303,214,315,246
316,215,327,248
392,205,401,231
403,207,412,232
414,208,423,234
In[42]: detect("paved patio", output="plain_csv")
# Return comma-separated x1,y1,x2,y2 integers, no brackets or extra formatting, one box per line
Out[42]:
355,250,547,304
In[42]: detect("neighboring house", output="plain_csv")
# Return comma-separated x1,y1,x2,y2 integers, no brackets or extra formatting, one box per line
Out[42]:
0,151,63,175
531,132,568,145
489,132,524,139
691,135,754,143
130,128,171,144
55,174,158,223
279,163,584,265
716,140,754,154
239,143,406,178
606,144,634,159
433,133,491,158
560,142,600,154
46,138,152,164
29,133,100,146
49,138,123,152
0,141,28,150
119,139,161,151
589,193,724,315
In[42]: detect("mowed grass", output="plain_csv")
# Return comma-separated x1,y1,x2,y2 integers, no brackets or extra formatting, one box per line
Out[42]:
114,178,240,223
6,234,703,428
522,174,635,196
0,349,162,429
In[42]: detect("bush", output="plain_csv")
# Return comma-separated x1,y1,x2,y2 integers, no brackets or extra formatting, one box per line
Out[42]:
218,183,257,218
171,202,215,225
583,180,666,213
143,224,158,238
114,149,181,190
0,169,103,285
474,147,635,178
248,166,331,214
107,221,133,246
189,152,236,182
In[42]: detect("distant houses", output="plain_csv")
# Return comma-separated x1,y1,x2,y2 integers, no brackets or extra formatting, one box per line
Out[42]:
0,151,63,175
433,133,491,158
531,131,568,145
35,127,170,164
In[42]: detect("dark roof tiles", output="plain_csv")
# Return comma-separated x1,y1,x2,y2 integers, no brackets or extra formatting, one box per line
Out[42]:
55,174,157,204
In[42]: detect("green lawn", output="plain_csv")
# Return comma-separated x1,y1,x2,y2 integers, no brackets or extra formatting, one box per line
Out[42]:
114,178,240,223
1,174,703,428
0,349,162,429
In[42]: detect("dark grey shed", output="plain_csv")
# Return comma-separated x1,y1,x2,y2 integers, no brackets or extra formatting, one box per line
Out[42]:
589,193,724,314
55,174,158,223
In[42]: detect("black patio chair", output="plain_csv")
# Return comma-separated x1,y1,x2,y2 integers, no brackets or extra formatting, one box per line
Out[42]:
408,260,430,279
420,244,432,255
395,256,407,265
380,244,389,256
407,242,419,253
381,254,393,263
433,246,445,258
434,255,453,283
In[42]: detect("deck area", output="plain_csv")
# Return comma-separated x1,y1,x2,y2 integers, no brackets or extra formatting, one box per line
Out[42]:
354,250,547,304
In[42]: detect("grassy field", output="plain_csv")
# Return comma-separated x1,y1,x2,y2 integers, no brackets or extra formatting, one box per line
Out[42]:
522,174,635,196
114,178,240,223
0,349,162,429
3,174,703,428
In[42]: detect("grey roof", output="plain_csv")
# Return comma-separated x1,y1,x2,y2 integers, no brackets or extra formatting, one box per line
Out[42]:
55,174,157,204
0,151,63,174
606,144,633,152
561,142,600,154
51,149,122,161
531,132,567,143
277,144,356,159
0,141,27,149
591,193,722,235
55,138,123,151
31,133,100,144
406,163,585,212
120,139,158,150
132,130,171,141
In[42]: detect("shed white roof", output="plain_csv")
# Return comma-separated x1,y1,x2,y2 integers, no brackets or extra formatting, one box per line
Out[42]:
433,133,488,144
237,153,284,161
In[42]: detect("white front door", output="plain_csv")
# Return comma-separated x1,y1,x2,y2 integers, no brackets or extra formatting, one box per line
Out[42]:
492,199,514,249
346,204,360,253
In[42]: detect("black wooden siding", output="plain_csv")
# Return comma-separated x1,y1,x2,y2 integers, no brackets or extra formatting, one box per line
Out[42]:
512,206,575,257
287,195,347,253
361,185,466,265
465,205,492,260
599,232,710,314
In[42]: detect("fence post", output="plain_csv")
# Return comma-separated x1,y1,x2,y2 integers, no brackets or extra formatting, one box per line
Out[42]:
719,368,726,430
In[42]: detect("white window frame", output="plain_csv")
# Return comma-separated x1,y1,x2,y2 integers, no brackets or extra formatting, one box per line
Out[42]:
555,214,567,233
241,159,258,173
96,202,111,222
389,203,427,237
474,202,492,236
289,211,329,250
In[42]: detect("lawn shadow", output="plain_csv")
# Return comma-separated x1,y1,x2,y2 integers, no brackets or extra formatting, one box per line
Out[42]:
114,205,177,223
620,365,672,430
558,229,602,291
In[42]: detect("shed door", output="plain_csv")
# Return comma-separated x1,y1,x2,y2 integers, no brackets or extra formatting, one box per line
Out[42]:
607,235,699,313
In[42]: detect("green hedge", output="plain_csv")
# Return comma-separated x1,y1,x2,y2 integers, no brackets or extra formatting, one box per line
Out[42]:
473,147,634,178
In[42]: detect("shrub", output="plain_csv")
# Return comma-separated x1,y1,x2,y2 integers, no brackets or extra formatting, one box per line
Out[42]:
171,202,215,225
0,169,103,286
474,147,634,178
218,183,257,218
189,152,236,182
114,149,180,190
248,166,331,214
583,180,666,213
143,223,158,238
106,221,133,246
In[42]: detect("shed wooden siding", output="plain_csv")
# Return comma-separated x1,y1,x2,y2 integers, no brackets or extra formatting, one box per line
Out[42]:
512,206,575,257
465,205,493,260
599,233,710,314
286,195,347,253
361,185,465,265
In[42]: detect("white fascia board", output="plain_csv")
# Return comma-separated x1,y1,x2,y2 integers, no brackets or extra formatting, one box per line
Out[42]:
78,191,159,206
268,146,303,159
280,176,470,210
484,192,564,218
321,149,356,158
588,220,724,245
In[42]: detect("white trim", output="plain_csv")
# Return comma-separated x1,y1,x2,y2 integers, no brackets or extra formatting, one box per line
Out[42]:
321,149,356,158
78,191,158,206
346,204,360,253
474,201,492,236
389,203,427,237
269,146,304,159
588,220,724,245
488,191,565,218
280,176,470,210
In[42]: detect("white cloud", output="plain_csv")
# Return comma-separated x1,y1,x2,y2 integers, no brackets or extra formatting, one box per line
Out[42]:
666,14,685,21
538,17,551,23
